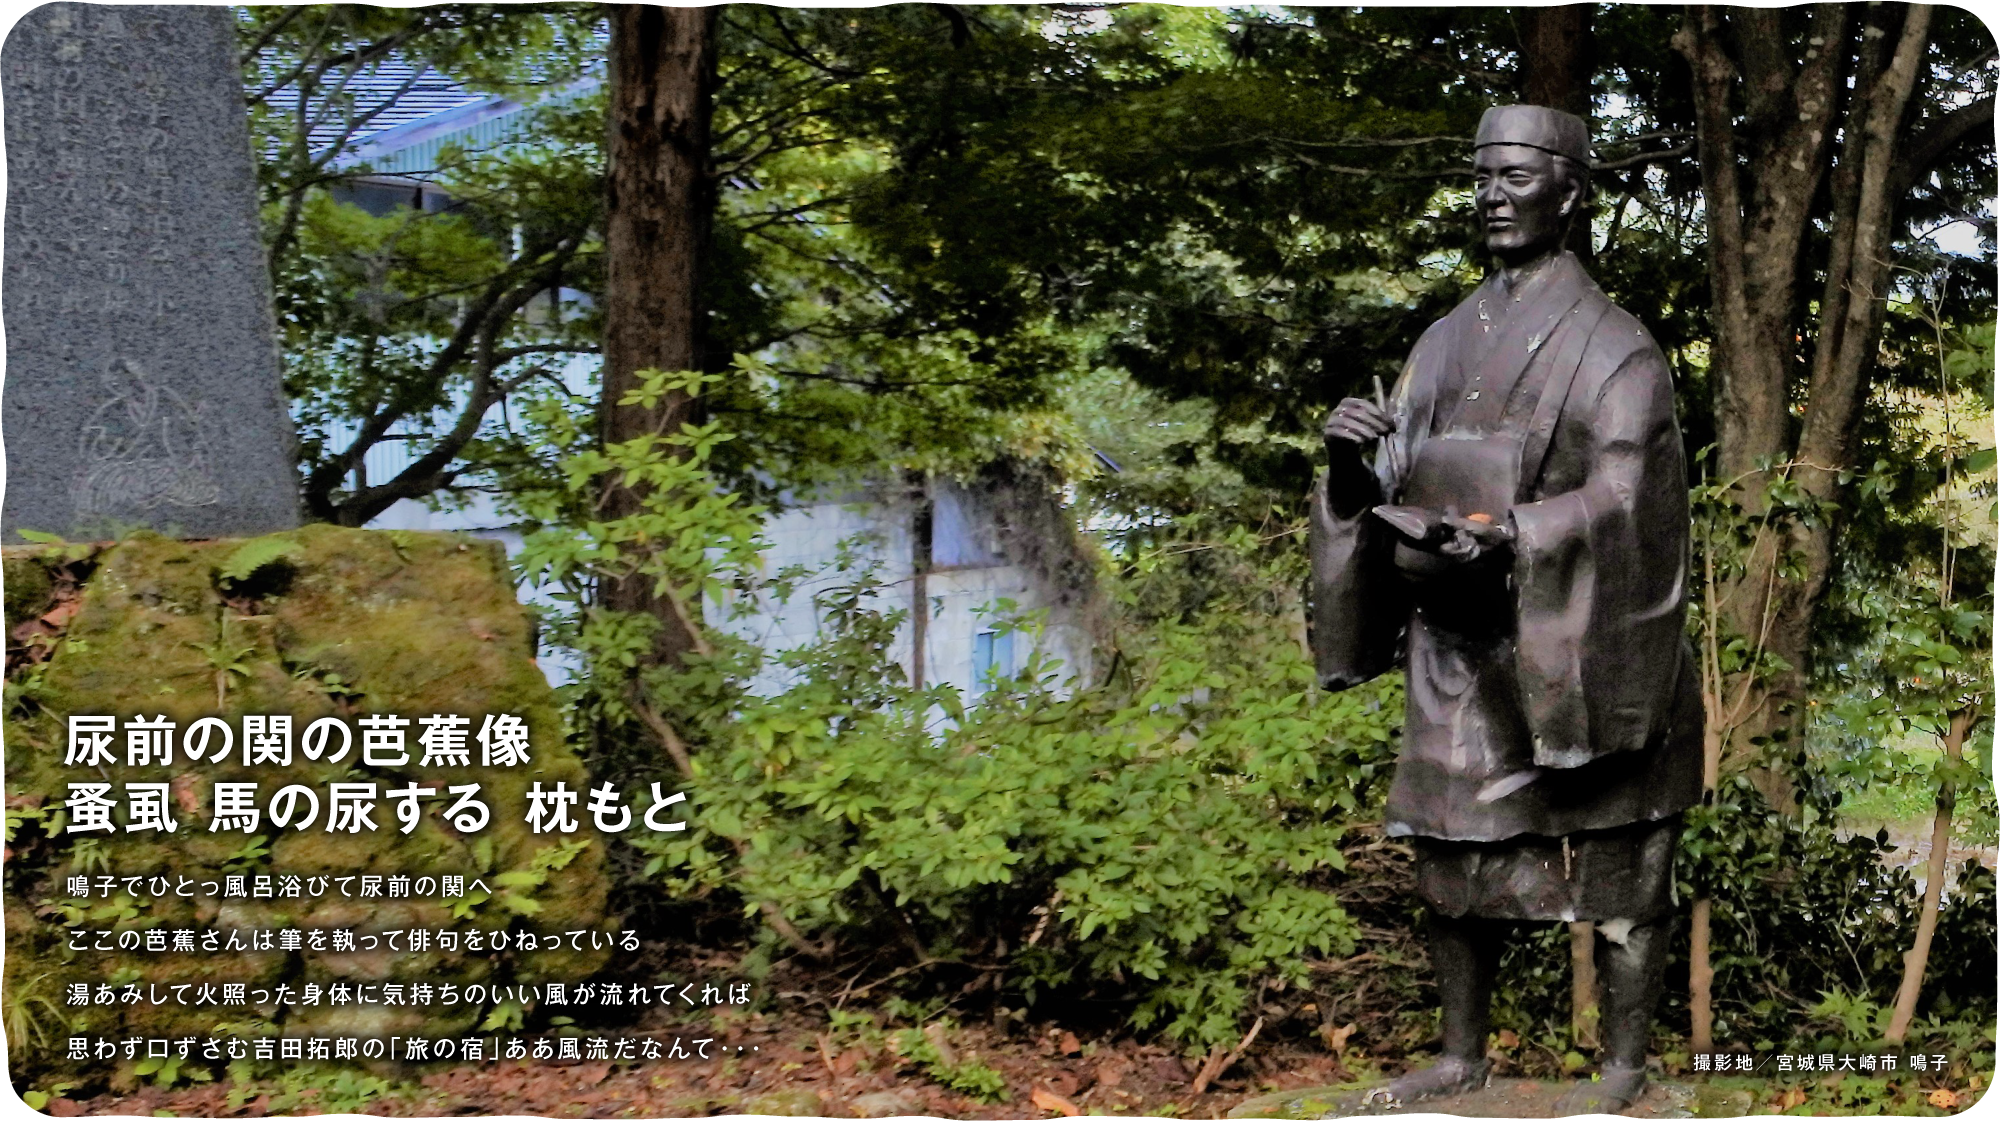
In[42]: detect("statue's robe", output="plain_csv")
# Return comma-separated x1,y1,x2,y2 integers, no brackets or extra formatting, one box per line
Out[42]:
1310,250,1702,921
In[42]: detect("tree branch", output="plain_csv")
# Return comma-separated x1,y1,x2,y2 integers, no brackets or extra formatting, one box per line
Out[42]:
303,269,518,515
935,4,972,48
1797,4,1936,488
1892,93,1997,199
335,244,582,525
238,6,305,67
1591,143,1695,172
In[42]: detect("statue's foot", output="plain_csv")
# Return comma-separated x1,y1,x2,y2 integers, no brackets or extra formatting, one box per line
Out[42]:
1554,1064,1648,1115
1361,1056,1490,1107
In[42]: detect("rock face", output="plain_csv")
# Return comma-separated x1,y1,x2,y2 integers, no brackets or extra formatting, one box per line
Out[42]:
4,527,609,1081
2,5,300,542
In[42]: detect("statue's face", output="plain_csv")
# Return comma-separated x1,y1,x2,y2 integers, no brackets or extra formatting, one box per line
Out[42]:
1472,144,1576,262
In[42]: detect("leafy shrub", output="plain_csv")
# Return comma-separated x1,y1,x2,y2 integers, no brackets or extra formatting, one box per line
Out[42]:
629,570,1400,1049
1477,770,1996,1071
1672,773,1995,1046
515,368,1403,1051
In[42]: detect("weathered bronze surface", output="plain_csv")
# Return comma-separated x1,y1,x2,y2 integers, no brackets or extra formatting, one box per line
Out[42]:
1310,104,1701,1113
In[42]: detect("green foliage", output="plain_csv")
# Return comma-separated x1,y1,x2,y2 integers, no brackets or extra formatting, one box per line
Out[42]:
479,999,527,1033
132,1051,213,1089
186,611,259,707
448,835,590,920
4,801,51,846
640,572,1392,1048
10,531,98,565
1813,313,1996,842
220,834,272,873
4,972,70,1058
622,558,1395,1050
213,537,303,587
224,1060,397,1114
511,366,769,727
510,370,1399,1050
893,1026,1010,1102
1674,776,1996,1046
20,1083,74,1111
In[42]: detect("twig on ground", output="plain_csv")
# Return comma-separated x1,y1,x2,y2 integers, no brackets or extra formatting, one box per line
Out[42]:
1307,952,1384,972
817,1033,839,1079
1190,1016,1263,1094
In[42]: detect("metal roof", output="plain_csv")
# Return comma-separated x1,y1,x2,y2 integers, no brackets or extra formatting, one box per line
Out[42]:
253,53,600,177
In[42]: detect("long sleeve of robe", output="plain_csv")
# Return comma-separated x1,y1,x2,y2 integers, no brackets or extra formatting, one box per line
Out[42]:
1310,256,1702,841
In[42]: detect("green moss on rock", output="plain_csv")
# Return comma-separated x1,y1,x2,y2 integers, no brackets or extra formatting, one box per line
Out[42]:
3,554,54,631
5,528,611,1082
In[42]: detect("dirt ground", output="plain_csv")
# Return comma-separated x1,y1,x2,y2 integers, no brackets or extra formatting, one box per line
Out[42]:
55,999,1353,1119
1228,1076,1741,1118
44,825,1988,1119
51,967,1983,1120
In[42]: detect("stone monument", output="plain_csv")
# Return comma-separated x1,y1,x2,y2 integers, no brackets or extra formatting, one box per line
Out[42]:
3,3,298,541
1310,105,1702,1114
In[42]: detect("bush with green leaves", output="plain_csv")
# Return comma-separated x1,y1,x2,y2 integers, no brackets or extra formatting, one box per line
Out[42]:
513,371,1400,1049
1671,773,1996,1048
627,576,1400,1049
1476,771,1996,1076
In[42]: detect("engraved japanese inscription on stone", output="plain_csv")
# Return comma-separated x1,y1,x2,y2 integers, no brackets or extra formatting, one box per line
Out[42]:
3,3,298,541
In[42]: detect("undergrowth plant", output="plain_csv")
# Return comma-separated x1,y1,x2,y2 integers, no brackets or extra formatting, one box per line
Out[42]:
514,367,1403,1052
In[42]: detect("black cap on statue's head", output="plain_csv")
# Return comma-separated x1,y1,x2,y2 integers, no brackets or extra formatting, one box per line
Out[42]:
1473,105,1590,164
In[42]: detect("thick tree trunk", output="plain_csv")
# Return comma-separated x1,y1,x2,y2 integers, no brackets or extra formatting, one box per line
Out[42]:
601,4,717,663
1674,4,1943,809
1519,3,1604,1007
1519,5,1592,115
1517,4,1595,260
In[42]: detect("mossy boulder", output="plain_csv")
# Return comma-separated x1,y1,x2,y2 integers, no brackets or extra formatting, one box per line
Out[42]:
3,553,53,626
4,527,610,1084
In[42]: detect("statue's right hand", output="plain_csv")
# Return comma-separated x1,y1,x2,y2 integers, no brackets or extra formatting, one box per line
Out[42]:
1321,398,1397,517
1324,397,1397,448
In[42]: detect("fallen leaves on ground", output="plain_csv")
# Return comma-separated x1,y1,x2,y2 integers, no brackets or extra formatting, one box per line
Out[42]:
1029,1083,1080,1115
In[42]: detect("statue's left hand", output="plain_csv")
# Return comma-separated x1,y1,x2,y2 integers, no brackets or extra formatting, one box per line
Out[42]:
1438,513,1515,564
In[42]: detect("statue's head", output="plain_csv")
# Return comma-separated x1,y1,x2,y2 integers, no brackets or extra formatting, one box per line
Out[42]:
1471,105,1589,265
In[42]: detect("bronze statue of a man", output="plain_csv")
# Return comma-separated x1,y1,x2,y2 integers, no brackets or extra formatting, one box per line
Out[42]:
1310,104,1701,1112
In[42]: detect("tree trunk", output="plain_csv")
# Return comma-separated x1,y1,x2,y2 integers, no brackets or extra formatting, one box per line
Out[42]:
908,472,934,690
1688,897,1714,1053
600,4,718,663
1886,707,1978,1043
1517,4,1595,260
1520,5,1606,996
1569,920,1600,1050
1519,5,1592,115
1674,4,1944,809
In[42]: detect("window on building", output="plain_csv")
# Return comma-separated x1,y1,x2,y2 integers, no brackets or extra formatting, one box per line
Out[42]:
932,485,1006,568
972,629,1014,693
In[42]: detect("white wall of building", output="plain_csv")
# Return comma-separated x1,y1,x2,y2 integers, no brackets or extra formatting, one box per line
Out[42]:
710,488,1094,703
357,479,1096,705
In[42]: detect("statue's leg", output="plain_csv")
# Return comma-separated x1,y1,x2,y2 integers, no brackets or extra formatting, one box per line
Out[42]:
1365,911,1502,1105
1557,913,1669,1114
1433,910,1505,1064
